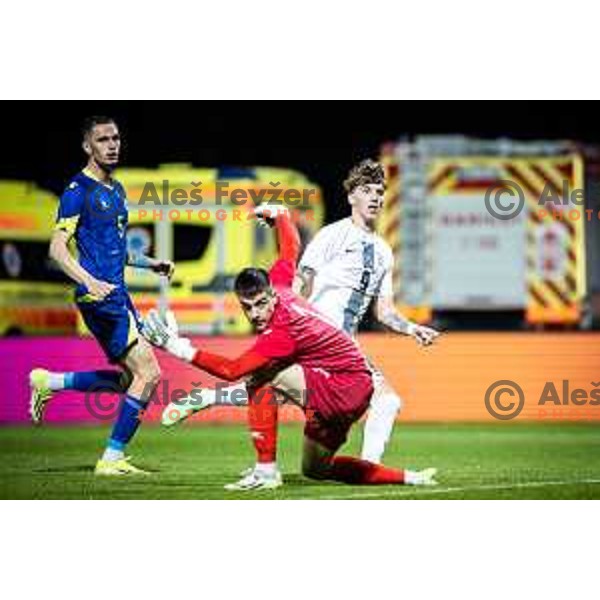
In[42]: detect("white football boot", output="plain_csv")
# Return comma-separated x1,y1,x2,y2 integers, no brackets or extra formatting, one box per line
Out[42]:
161,389,217,426
407,468,438,486
224,467,283,491
29,368,54,425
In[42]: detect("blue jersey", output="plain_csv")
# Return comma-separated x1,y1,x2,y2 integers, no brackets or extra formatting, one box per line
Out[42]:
55,170,129,299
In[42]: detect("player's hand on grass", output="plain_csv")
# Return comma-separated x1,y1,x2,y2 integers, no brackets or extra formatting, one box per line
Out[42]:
253,204,290,227
85,277,116,301
142,309,196,362
151,260,175,280
409,324,441,347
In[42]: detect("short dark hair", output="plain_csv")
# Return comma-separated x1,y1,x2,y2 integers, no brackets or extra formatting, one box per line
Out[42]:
234,268,271,297
343,159,385,194
82,116,116,139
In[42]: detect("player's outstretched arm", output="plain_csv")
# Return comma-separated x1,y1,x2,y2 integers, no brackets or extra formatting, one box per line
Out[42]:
254,205,300,264
273,210,300,264
49,229,115,300
127,252,175,279
375,295,440,346
142,309,271,380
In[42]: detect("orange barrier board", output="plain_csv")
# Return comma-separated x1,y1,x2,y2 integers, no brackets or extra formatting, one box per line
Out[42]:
359,332,600,422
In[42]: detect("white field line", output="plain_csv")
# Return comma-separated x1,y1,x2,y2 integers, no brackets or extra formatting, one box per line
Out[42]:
316,478,600,500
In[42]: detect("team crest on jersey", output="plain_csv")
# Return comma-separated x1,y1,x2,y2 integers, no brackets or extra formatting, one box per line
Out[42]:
84,180,122,222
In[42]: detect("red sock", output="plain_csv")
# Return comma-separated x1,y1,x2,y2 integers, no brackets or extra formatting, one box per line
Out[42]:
247,386,278,463
329,456,405,485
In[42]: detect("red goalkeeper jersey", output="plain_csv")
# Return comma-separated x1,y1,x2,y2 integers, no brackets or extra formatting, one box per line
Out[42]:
190,213,370,381
252,258,370,374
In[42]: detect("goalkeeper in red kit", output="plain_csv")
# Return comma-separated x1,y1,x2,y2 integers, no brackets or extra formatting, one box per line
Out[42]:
143,209,437,491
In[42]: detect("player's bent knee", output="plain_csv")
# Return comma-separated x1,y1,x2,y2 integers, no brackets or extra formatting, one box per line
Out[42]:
384,391,403,412
131,359,160,381
148,370,161,388
144,362,161,387
129,361,160,393
372,384,403,413
127,344,161,386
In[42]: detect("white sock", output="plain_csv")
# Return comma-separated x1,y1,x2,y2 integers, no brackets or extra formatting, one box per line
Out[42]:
254,462,277,476
48,372,66,391
361,391,402,463
102,447,124,462
214,382,248,406
404,470,419,485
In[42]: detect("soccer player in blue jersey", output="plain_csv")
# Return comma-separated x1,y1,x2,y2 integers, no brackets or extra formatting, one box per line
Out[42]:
29,116,174,475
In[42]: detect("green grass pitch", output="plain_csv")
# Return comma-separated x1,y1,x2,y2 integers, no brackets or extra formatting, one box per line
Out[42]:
1,422,600,499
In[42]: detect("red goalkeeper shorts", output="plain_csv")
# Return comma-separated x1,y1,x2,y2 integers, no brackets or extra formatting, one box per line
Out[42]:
302,367,373,452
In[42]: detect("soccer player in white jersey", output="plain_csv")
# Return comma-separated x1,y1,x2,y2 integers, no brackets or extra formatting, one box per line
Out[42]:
161,159,439,470
293,159,439,462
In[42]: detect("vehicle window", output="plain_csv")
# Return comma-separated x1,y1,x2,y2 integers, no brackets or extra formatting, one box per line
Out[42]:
173,223,213,263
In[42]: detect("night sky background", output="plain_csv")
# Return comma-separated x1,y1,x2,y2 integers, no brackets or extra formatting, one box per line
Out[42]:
2,101,598,224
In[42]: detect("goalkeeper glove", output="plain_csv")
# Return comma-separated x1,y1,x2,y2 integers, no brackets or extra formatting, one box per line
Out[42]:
142,309,197,362
253,204,290,227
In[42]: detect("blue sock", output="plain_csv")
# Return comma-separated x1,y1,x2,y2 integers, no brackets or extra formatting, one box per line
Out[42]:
65,370,123,392
107,394,146,452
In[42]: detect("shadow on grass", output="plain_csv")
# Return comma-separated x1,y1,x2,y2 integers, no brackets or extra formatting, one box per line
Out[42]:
32,465,92,474
282,474,331,487
32,465,162,474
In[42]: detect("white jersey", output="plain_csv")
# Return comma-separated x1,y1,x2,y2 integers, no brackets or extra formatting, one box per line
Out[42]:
298,217,394,336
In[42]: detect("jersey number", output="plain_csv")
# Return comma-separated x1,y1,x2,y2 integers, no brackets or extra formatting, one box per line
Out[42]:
117,214,127,238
